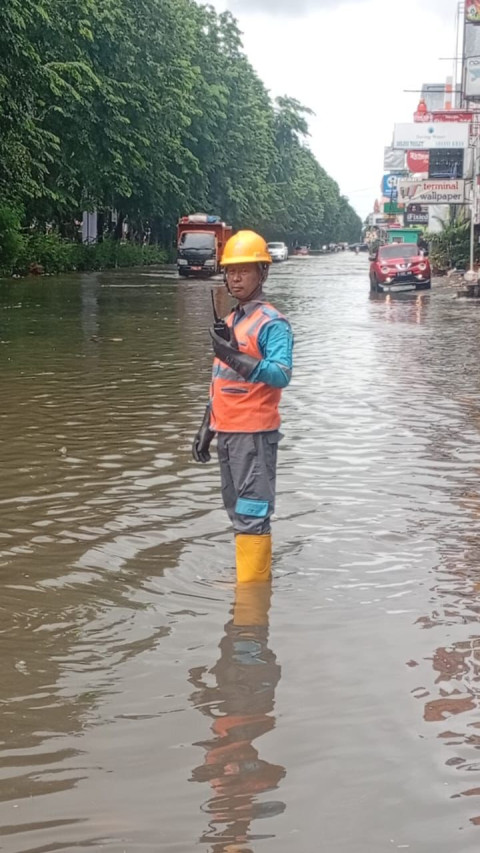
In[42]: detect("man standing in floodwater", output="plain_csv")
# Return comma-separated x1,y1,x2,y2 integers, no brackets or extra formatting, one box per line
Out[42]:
192,230,294,583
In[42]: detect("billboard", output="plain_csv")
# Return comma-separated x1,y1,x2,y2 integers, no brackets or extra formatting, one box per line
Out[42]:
432,111,472,122
432,110,473,124
466,2,480,22
384,147,404,171
405,205,429,226
407,151,429,173
383,200,405,215
465,15,480,58
381,173,403,197
414,109,472,123
397,179,465,204
428,149,464,179
393,123,469,150
466,57,480,97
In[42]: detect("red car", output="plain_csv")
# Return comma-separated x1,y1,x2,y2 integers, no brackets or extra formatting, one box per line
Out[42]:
370,243,431,293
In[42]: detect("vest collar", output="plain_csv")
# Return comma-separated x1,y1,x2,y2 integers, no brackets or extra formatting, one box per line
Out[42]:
234,296,267,317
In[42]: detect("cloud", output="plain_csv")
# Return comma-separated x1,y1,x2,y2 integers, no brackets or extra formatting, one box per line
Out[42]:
228,0,350,11
227,0,455,18
220,0,456,218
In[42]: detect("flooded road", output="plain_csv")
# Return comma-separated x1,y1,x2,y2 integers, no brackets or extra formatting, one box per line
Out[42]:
1,253,480,852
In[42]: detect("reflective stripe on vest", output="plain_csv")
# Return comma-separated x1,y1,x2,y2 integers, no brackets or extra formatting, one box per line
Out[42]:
210,303,285,433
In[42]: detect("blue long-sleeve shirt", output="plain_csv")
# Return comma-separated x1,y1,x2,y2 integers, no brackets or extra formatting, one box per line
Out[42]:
232,301,293,388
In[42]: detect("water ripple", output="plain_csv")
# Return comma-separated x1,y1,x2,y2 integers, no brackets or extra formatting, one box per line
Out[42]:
1,259,480,850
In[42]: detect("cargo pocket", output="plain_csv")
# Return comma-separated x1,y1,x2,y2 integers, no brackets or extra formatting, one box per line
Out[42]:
235,497,269,517
217,436,236,520
265,431,280,488
217,435,229,465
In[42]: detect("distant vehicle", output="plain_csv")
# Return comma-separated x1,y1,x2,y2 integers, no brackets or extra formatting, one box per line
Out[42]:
293,246,309,256
319,243,344,254
267,242,289,262
349,243,369,252
177,213,232,278
385,227,423,246
370,243,431,293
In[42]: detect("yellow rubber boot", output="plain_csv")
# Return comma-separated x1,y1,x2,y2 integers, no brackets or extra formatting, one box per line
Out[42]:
235,533,272,583
233,580,272,626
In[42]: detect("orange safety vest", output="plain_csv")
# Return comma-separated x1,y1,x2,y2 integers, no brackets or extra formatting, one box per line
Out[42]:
210,303,286,433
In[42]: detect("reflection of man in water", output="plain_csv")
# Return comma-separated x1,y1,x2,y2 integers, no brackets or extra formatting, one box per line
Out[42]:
189,583,285,851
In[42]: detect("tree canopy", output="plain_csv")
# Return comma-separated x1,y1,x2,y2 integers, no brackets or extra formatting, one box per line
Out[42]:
0,0,361,247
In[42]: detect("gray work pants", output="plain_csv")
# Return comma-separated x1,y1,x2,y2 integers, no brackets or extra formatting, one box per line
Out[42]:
217,431,280,534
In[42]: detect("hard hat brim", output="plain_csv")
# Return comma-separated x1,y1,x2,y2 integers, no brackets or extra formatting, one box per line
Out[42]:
221,255,272,266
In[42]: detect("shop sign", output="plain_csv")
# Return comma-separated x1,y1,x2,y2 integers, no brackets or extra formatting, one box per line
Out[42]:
432,110,473,122
384,147,405,171
405,204,429,225
415,110,473,123
393,123,469,150
381,173,404,197
428,149,464,179
383,200,405,215
466,1,480,23
466,57,480,97
407,151,429,173
397,179,466,204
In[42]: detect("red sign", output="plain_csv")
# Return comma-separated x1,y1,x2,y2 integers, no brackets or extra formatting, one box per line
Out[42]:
407,150,429,173
414,110,433,123
466,1,480,22
414,110,473,123
432,110,473,123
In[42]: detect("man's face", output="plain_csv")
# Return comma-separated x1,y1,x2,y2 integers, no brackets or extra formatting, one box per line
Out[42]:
226,264,262,302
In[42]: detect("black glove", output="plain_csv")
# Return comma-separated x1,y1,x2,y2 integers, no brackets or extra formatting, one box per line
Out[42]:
209,327,260,380
192,405,215,463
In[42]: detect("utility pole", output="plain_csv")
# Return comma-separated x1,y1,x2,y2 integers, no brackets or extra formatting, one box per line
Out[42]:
466,131,479,282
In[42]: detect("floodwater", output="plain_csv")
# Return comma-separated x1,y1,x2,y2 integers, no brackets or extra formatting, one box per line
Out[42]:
1,254,480,853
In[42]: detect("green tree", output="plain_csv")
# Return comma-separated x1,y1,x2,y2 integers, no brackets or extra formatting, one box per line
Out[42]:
0,0,361,256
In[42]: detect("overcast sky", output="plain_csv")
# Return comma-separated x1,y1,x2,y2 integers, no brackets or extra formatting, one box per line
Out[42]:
209,0,460,219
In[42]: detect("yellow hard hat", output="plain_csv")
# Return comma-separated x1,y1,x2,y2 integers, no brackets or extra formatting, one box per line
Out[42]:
221,230,272,266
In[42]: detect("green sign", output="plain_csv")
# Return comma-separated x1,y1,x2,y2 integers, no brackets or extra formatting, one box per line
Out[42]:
383,201,405,215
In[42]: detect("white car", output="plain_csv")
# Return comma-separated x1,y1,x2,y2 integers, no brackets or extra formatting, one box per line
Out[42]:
267,241,288,262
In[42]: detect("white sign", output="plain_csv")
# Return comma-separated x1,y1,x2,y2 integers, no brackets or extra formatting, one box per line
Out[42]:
384,147,405,171
397,179,466,204
466,57,480,98
393,122,470,150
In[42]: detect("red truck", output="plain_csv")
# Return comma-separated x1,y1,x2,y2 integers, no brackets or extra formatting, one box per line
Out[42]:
177,214,233,278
